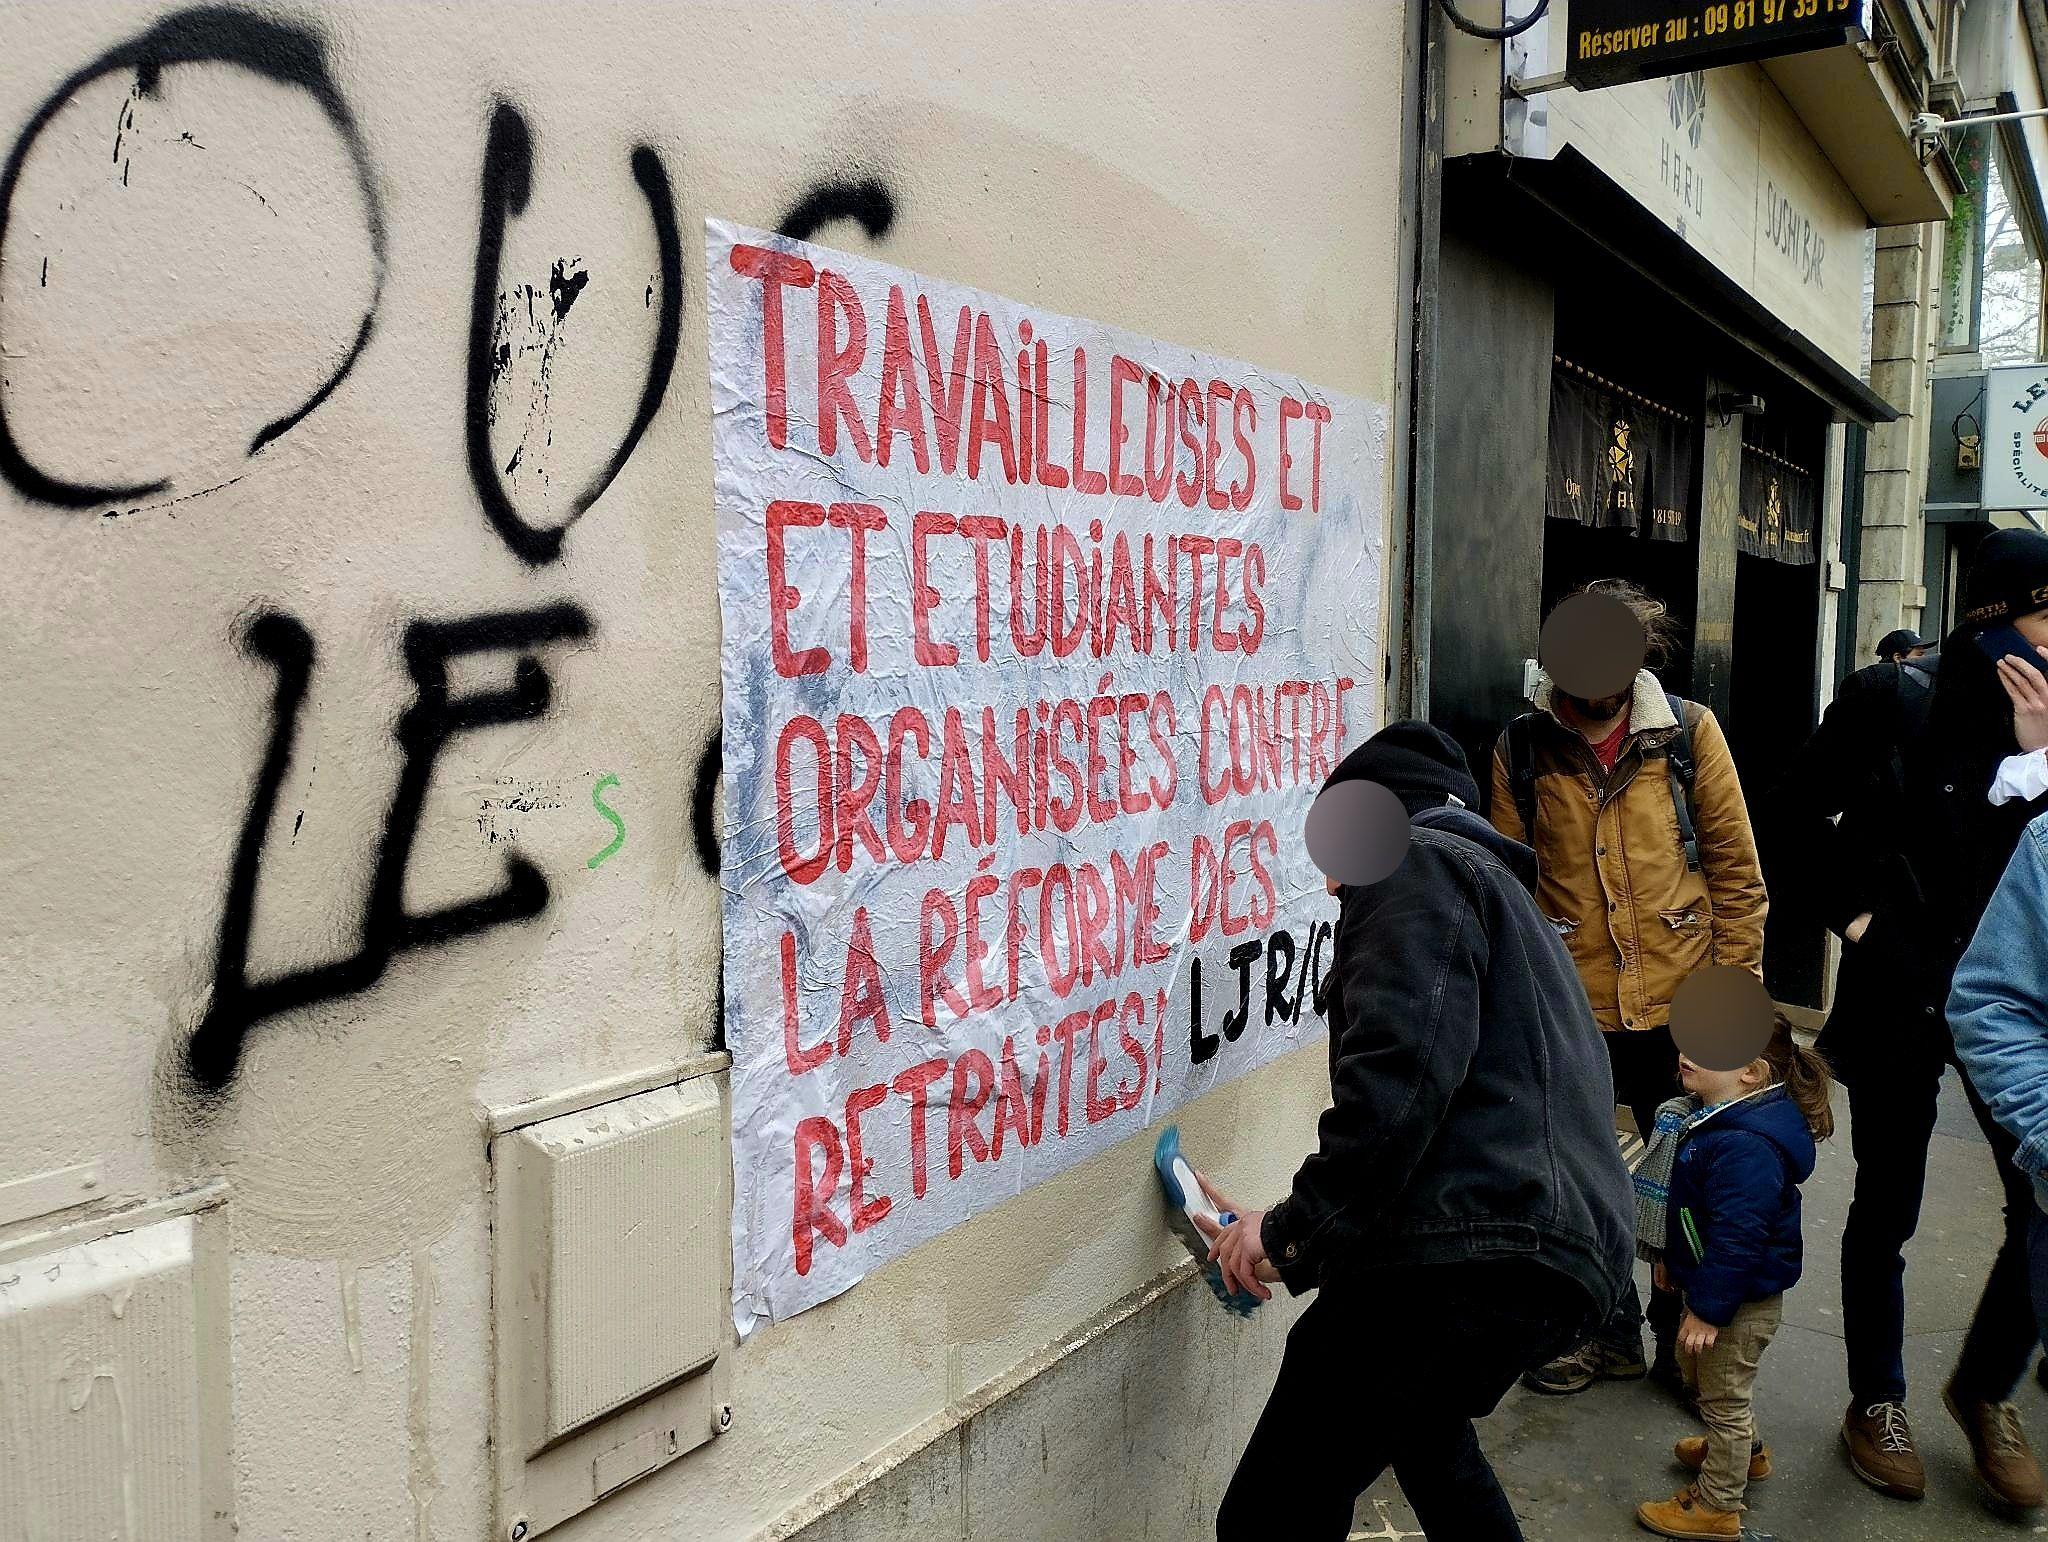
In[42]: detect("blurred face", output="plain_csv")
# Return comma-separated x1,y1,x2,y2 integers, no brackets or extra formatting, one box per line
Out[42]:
1678,1053,1765,1106
2017,607,2048,650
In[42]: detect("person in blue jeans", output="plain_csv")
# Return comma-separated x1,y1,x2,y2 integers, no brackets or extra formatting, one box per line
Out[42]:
1952,809,2048,1426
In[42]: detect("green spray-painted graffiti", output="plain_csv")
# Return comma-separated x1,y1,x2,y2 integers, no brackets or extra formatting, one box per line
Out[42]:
588,773,626,869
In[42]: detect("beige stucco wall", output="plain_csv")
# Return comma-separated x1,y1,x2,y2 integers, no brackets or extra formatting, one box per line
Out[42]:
0,3,1406,1538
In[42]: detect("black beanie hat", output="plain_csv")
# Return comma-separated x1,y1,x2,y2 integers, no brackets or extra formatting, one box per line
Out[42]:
1962,529,2048,627
1324,720,1480,816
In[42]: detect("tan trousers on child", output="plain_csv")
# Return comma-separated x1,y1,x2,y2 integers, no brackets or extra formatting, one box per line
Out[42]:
1680,1294,1784,1511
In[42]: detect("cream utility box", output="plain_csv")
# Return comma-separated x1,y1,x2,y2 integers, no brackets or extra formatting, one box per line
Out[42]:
0,1203,233,1541
491,1073,730,1540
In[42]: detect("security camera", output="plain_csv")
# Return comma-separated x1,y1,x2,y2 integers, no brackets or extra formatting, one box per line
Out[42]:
1909,111,1945,148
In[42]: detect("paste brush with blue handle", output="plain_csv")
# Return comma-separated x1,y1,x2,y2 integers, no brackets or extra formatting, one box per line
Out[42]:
1154,1125,1262,1317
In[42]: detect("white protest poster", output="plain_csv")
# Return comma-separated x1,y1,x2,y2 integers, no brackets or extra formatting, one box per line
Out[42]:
709,220,1385,1334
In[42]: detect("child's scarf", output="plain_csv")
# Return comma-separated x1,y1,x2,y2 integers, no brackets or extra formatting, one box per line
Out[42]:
1633,1093,1707,1262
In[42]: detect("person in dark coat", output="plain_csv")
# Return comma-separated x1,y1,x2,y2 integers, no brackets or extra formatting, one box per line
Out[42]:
1201,722,1635,1542
1875,627,1930,663
1768,528,2048,1507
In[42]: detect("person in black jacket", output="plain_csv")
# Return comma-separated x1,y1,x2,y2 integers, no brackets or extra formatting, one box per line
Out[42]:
1769,528,2048,1507
1875,627,1930,663
1200,722,1635,1542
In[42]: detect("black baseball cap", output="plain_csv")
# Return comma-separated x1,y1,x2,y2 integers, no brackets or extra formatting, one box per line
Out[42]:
1961,529,2048,627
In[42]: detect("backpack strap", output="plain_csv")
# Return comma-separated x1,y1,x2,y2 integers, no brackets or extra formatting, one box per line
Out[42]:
1897,659,1935,733
1506,712,1539,839
1663,692,1701,874
1888,657,1938,800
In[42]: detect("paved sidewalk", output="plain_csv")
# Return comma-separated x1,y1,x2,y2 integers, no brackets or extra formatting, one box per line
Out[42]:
1356,1069,2048,1541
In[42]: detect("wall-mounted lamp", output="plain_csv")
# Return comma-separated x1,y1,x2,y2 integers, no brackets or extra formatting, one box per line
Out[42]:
1708,391,1767,419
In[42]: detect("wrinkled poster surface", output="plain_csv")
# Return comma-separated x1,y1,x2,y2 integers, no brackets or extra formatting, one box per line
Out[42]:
710,220,1385,1333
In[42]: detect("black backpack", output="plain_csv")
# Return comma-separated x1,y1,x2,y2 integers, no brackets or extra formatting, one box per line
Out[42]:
1506,693,1700,873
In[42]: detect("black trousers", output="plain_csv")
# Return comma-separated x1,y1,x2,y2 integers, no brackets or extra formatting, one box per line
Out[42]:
1840,1054,2037,1405
1593,1025,1683,1350
1217,1259,1593,1542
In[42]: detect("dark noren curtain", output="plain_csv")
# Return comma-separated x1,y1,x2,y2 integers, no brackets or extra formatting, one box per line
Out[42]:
1546,363,1694,544
1737,447,1817,566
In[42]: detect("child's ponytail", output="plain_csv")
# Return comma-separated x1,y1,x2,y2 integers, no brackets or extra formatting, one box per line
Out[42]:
1761,1013,1835,1141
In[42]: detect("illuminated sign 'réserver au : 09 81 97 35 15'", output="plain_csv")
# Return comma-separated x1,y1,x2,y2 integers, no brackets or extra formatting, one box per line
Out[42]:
1566,0,1868,91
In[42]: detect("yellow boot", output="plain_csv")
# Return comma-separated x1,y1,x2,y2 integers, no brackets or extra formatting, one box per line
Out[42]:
1673,1435,1771,1481
1635,1483,1741,1538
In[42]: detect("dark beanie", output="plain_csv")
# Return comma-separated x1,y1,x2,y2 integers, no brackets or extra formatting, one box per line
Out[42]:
1875,628,1925,659
1325,720,1480,816
1961,529,2048,627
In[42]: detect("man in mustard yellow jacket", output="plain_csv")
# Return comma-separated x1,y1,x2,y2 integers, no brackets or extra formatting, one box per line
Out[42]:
1489,581,1767,1396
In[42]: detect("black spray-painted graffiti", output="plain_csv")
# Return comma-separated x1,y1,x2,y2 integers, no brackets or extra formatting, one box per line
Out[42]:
777,177,896,245
3,5,907,1089
465,101,683,565
488,262,588,492
186,604,592,1091
691,732,723,879
0,7,387,508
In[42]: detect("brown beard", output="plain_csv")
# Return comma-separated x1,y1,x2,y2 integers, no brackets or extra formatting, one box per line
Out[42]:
1561,690,1630,721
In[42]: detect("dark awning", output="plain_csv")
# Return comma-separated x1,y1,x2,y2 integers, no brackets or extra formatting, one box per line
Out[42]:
1475,149,1898,428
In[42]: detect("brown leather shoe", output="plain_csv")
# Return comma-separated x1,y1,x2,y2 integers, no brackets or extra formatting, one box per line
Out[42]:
1634,1484,1741,1538
1944,1381,2047,1509
1674,1435,1771,1481
1842,1400,1925,1499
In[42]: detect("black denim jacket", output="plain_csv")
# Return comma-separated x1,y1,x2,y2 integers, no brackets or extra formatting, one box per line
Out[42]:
1260,806,1635,1316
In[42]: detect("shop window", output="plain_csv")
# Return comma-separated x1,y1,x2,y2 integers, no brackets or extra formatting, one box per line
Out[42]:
1859,225,1875,382
1982,132,2045,366
1937,127,1989,355
1860,229,1876,381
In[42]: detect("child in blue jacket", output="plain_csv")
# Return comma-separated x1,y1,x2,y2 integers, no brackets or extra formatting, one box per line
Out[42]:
1634,1016,1834,1538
